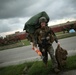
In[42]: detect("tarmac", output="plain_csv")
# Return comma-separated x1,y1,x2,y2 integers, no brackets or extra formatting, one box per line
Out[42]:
61,69,76,75
50,69,76,75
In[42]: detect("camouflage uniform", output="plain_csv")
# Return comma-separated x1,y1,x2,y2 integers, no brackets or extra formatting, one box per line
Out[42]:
27,33,35,42
34,26,59,69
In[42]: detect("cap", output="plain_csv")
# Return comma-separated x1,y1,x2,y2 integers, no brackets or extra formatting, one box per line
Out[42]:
39,17,47,23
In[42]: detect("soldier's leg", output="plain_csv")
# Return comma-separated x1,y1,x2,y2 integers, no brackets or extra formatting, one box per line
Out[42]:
43,49,48,65
39,47,48,65
48,45,60,73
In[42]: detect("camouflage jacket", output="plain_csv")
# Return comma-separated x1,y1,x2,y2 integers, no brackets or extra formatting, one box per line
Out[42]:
34,26,58,47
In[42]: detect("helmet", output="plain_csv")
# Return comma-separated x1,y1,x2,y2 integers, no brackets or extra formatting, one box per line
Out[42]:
39,17,47,23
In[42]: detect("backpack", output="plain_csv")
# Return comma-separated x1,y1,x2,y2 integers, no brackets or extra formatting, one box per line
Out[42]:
55,45,68,69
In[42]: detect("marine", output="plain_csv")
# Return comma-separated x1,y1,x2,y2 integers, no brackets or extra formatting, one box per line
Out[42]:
33,17,60,73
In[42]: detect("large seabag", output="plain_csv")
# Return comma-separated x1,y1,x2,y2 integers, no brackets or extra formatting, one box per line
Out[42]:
23,11,50,33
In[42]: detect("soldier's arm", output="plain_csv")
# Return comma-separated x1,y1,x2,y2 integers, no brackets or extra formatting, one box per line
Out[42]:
50,28,58,43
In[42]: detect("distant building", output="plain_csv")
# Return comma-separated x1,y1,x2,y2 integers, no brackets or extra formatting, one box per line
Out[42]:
5,21,76,41
6,31,27,40
50,21,76,33
15,31,27,40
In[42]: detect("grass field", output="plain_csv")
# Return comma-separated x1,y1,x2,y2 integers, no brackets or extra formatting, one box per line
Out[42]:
57,32,76,39
0,32,76,51
0,55,76,75
0,32,76,75
0,39,30,51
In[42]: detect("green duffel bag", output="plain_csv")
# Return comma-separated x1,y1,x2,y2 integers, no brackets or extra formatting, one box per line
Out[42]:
23,11,50,33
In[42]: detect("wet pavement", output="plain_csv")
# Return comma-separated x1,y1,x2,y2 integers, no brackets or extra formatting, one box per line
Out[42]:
61,70,76,75
52,69,76,75
0,36,76,67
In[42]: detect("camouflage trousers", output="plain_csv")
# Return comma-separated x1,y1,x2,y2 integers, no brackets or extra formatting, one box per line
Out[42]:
39,45,58,68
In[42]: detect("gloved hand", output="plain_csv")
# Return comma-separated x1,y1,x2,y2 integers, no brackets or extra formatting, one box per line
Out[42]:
33,47,42,56
57,42,60,46
30,42,33,45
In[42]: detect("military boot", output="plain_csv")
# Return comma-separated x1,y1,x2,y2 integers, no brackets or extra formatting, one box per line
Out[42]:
53,68,60,73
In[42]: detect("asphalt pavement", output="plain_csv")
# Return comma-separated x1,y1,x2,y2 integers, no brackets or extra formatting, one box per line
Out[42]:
50,69,76,75
60,70,76,75
0,36,76,75
0,36,76,67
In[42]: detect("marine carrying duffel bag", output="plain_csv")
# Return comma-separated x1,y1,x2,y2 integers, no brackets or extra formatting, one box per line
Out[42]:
23,11,50,33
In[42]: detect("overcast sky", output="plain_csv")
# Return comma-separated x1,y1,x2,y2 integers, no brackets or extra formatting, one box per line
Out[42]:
0,0,76,37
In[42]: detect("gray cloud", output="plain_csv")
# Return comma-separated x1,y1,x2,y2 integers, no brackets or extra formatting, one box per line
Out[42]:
0,25,11,33
0,0,76,19
0,21,12,33
46,0,76,20
0,0,39,18
0,18,25,33
0,0,76,36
